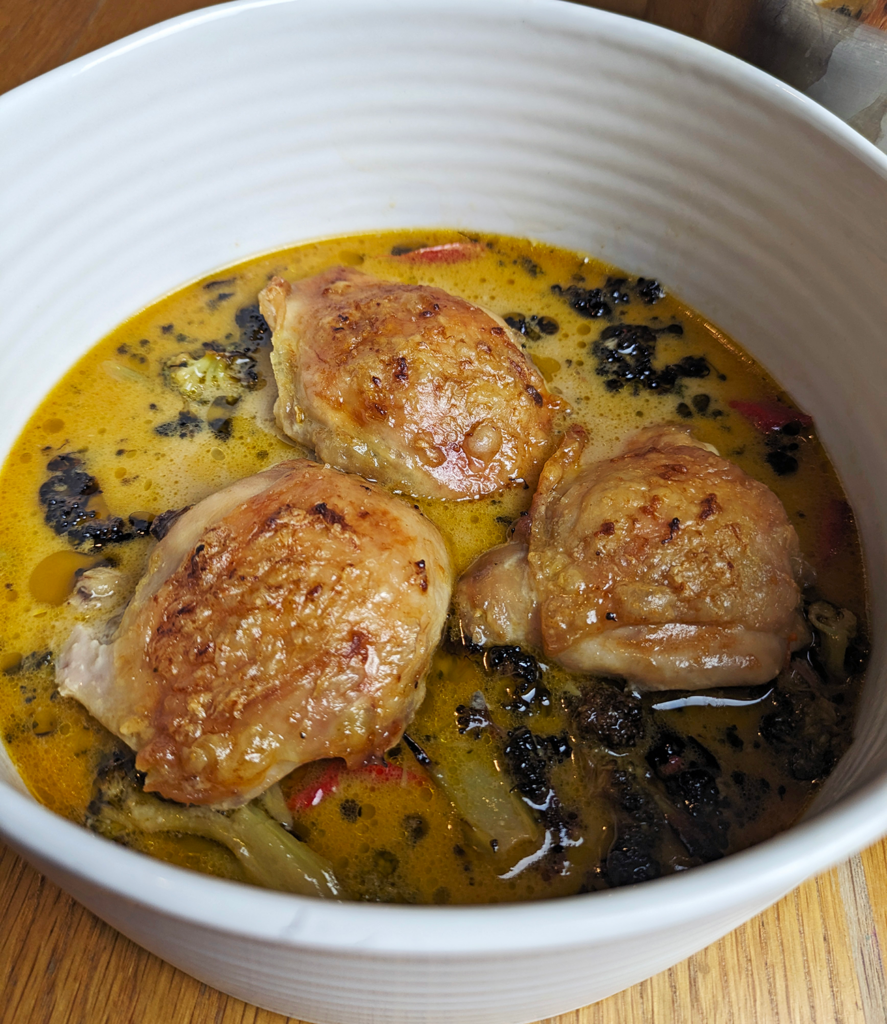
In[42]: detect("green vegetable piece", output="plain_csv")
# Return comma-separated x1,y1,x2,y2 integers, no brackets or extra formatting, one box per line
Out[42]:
258,782,295,828
411,653,542,858
808,601,857,679
90,765,339,898
424,746,541,856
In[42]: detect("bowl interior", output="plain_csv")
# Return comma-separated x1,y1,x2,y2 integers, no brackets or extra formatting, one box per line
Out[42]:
1,0,887,954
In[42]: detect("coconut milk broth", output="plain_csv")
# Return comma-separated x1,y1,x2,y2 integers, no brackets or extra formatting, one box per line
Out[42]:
0,230,866,902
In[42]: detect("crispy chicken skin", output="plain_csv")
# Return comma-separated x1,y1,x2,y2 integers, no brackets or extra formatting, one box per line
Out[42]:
57,460,452,806
258,266,562,500
456,426,808,690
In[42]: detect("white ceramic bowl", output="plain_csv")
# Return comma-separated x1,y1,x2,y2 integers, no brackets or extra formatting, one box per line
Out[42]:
1,1,887,1021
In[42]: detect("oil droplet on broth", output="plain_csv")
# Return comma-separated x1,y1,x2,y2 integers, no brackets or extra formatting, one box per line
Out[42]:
0,651,23,673
29,551,102,606
533,355,561,381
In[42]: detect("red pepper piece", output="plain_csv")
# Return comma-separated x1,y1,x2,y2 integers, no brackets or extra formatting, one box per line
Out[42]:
355,763,425,785
728,399,813,433
819,498,853,562
287,761,425,813
287,761,342,812
390,242,483,264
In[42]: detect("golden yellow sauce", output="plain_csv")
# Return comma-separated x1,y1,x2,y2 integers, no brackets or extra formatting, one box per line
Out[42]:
0,230,866,901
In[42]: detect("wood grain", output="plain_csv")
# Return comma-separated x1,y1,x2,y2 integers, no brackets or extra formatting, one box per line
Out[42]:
2,1,886,1021
0,0,97,95
3,835,886,1024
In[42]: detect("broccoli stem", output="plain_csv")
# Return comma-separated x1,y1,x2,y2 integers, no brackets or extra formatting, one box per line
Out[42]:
97,779,339,898
422,744,541,856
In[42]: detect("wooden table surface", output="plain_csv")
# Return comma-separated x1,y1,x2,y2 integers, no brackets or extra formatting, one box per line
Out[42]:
2,2,887,1022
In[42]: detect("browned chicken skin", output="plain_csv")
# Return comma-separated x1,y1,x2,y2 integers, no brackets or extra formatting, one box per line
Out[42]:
57,460,452,806
258,266,562,500
456,426,808,690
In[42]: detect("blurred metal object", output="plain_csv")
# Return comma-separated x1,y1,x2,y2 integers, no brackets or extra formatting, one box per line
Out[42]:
755,0,887,150
574,0,887,152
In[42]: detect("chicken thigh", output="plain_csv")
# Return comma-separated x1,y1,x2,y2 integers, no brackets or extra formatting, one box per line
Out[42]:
57,460,452,806
456,425,808,690
258,267,561,500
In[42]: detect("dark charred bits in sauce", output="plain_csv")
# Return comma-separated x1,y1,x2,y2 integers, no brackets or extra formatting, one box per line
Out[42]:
675,392,725,422
603,277,631,305
403,813,429,845
208,417,233,441
766,450,799,476
645,728,727,859
516,256,542,278
729,400,814,477
503,727,579,869
234,304,272,351
206,292,234,311
572,682,644,749
503,313,559,339
602,769,663,886
765,417,812,478
340,798,361,822
39,453,149,550
636,278,665,304
759,657,848,781
483,646,551,713
550,275,665,321
155,410,203,439
503,727,571,807
455,696,493,735
208,395,239,441
551,283,611,319
592,323,709,395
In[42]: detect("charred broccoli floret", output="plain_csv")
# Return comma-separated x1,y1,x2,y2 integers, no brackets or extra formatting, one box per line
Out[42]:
87,752,339,898
808,600,858,679
602,769,664,886
572,681,644,750
644,728,727,860
759,657,844,781
162,347,261,403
